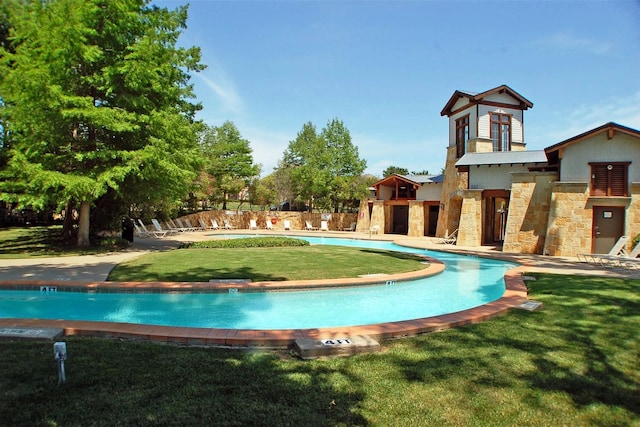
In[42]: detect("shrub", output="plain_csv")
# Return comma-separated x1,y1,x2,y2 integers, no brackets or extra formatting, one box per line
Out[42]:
179,237,310,249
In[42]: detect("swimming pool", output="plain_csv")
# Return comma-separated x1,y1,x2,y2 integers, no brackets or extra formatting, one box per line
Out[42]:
0,237,516,330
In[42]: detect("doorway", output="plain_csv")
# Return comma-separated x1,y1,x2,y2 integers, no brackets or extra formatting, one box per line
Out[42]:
593,206,625,253
483,195,509,245
392,205,409,235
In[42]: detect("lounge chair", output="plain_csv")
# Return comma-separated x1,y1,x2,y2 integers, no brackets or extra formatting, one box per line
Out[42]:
283,220,291,230
435,229,457,245
320,220,329,232
198,219,211,230
137,219,167,238
223,219,236,230
152,219,177,236
305,221,318,231
249,219,258,230
342,222,356,232
578,235,629,264
596,238,640,268
133,222,152,238
211,219,220,230
370,224,380,234
184,219,200,231
265,220,274,230
176,218,197,232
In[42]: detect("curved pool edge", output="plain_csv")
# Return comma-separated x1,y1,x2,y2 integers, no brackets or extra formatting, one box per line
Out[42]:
0,262,529,349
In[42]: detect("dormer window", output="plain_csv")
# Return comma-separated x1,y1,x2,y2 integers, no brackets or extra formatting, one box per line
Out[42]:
455,115,470,158
590,162,630,196
490,113,511,151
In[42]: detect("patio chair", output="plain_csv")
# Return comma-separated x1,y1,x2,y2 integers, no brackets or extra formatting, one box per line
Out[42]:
211,219,220,230
176,218,197,232
305,220,318,231
283,220,292,230
342,222,356,232
133,222,152,238
578,235,629,264
370,224,380,235
152,219,177,236
223,219,236,230
597,238,640,268
198,219,211,230
320,221,329,232
137,219,167,238
265,220,274,230
436,229,457,245
184,219,200,231
249,219,258,230
166,219,186,232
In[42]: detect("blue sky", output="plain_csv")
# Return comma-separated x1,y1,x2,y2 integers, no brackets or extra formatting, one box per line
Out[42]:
156,0,640,178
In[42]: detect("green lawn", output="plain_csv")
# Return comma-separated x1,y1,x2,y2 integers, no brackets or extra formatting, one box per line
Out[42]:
0,226,127,258
1,273,639,426
1,227,638,425
107,246,426,282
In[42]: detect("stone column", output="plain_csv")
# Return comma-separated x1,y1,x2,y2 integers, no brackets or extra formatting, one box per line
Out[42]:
457,189,482,247
543,182,590,257
407,200,425,237
370,200,385,234
503,172,556,254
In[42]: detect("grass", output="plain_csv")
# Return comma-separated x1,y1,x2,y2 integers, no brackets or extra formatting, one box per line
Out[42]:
107,245,427,282
1,227,639,425
0,226,128,258
1,273,638,426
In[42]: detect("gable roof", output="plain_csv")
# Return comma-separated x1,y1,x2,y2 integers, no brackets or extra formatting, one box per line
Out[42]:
373,173,444,188
455,150,548,167
544,122,640,155
440,84,534,117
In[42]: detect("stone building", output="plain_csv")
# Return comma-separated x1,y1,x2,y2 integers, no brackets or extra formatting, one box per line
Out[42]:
362,85,640,256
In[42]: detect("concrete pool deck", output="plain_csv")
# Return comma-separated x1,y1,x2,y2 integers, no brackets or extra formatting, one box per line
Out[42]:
1,230,638,348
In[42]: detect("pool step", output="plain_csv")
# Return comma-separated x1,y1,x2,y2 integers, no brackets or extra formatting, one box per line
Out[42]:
293,335,381,359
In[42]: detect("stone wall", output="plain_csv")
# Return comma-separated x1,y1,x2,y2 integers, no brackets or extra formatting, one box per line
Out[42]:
182,210,358,232
502,172,556,254
457,189,483,246
543,182,591,257
436,145,468,237
407,200,425,237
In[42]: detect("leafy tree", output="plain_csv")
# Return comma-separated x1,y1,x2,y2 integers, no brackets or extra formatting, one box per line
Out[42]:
282,118,367,212
382,166,409,177
248,170,278,210
0,0,204,246
200,121,260,210
411,169,430,175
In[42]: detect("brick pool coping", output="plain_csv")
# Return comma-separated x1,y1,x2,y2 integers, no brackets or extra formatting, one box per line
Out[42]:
0,251,529,349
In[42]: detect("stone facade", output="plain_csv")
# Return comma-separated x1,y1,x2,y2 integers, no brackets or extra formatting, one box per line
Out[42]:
456,189,483,247
542,182,592,257
502,172,556,254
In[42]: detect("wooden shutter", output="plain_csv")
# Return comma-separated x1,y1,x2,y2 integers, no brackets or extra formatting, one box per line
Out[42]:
591,164,608,196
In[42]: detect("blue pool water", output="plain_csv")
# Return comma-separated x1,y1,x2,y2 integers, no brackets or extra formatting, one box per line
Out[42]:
0,237,516,330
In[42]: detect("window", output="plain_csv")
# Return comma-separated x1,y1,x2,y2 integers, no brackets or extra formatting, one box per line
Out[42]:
590,162,630,196
490,113,511,151
455,115,469,158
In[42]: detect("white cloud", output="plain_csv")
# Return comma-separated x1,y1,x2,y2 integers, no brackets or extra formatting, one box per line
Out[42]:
194,69,243,116
535,32,612,55
543,91,640,142
241,125,291,176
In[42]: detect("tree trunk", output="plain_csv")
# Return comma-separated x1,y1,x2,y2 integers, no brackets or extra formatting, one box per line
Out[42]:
77,201,91,247
62,201,75,240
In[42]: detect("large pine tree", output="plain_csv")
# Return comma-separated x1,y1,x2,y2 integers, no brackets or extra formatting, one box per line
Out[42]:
0,0,204,246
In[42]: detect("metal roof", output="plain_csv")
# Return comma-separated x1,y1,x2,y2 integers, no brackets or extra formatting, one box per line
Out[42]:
397,174,444,184
455,150,548,167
